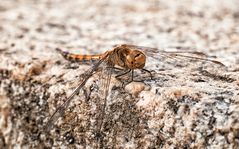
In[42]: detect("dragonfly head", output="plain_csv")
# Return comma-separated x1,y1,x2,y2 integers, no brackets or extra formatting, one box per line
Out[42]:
126,50,146,69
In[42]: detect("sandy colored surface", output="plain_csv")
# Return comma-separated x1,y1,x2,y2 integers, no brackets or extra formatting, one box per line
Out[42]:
0,0,239,148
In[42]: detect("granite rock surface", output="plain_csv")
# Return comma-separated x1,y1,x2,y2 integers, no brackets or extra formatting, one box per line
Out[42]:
0,0,239,148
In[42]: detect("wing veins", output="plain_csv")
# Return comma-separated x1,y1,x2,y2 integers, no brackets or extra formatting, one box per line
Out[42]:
167,54,225,66
45,54,108,132
97,65,113,133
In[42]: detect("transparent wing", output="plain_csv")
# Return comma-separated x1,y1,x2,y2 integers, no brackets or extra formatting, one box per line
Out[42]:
96,62,113,133
44,53,109,132
122,44,225,66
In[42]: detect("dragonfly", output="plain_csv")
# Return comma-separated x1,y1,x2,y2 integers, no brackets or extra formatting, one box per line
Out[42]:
44,44,224,132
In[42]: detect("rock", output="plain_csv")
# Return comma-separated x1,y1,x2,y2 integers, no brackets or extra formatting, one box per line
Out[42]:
0,0,239,148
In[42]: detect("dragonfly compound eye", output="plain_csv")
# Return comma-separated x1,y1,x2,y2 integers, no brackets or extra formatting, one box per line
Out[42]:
134,52,146,68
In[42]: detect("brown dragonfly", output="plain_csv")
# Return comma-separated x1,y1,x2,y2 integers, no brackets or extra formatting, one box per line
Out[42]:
45,44,224,132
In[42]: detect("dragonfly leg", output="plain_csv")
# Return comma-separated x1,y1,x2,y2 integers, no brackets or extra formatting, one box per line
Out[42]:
107,66,124,71
142,68,153,79
115,69,132,87
115,69,131,78
131,70,134,82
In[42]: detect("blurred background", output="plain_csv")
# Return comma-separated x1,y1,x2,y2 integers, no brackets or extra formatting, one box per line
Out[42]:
0,0,238,65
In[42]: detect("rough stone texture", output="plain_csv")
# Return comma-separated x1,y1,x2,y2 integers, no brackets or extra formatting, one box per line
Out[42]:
0,0,239,148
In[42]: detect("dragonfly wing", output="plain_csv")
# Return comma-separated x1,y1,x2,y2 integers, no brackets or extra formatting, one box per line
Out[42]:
45,54,108,132
95,61,113,133
123,44,225,67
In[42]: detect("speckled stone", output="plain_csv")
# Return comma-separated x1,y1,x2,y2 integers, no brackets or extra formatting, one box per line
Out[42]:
0,0,239,148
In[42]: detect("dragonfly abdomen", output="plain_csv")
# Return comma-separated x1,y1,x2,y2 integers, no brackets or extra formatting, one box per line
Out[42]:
56,48,102,62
